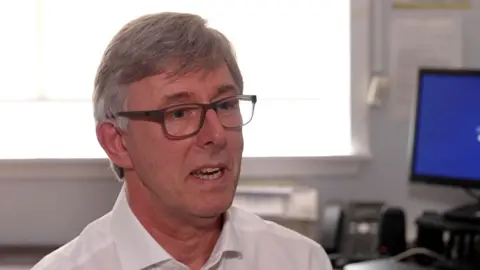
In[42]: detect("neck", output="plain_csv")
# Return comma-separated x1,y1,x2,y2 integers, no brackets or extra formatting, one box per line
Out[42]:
125,177,223,268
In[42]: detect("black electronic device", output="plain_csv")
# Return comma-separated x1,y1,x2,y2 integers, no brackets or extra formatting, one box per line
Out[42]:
318,201,406,267
415,212,480,268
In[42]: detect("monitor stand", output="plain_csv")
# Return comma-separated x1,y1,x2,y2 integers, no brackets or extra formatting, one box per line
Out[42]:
444,203,480,223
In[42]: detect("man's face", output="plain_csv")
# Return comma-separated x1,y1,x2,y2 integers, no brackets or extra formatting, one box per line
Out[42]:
122,64,243,219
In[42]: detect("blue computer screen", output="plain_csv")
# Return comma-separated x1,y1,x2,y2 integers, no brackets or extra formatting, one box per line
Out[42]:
413,72,480,181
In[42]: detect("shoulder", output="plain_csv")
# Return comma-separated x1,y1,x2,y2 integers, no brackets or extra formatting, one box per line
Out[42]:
229,206,319,247
31,212,116,270
229,206,332,270
31,244,76,270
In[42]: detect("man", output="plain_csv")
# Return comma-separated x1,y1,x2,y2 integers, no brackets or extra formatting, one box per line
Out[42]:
33,12,332,270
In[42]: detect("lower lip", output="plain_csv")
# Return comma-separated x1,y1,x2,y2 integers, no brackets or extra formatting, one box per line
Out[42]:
189,169,226,184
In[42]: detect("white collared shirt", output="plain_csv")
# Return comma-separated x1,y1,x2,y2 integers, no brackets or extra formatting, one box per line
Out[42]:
32,186,332,270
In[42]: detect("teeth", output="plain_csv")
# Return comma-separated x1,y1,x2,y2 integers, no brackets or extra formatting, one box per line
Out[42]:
191,168,223,180
201,168,220,173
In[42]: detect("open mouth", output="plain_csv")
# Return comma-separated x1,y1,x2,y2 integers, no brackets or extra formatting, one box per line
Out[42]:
190,167,225,180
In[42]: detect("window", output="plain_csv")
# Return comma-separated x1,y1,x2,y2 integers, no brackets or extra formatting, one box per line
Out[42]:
0,0,371,177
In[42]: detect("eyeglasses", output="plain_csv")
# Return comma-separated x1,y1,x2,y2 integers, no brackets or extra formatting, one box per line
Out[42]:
115,95,257,139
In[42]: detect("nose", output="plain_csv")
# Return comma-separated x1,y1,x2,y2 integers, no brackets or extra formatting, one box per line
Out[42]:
195,109,227,149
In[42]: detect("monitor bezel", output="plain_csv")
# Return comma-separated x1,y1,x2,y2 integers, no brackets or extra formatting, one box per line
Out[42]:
409,67,480,189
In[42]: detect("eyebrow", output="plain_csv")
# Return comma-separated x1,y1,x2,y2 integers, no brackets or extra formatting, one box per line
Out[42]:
214,84,238,98
159,84,238,106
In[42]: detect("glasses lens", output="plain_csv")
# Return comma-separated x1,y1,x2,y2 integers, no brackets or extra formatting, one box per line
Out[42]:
164,105,202,137
216,96,254,128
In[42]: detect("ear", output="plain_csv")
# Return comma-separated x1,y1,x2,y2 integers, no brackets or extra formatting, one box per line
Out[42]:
96,122,133,170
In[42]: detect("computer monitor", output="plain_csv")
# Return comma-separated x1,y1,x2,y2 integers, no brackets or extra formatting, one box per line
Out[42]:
410,68,480,188
409,68,480,222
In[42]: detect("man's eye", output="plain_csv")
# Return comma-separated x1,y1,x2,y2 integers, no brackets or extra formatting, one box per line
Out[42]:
218,100,237,110
170,109,185,118
165,106,199,120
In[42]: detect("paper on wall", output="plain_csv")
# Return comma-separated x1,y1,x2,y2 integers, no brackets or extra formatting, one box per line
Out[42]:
389,16,463,120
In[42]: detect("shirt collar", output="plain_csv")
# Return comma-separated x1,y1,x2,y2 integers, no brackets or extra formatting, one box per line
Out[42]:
110,185,171,270
210,207,244,259
110,184,244,270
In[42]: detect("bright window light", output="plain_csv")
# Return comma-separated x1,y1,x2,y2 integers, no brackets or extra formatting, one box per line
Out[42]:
0,1,39,101
0,0,351,159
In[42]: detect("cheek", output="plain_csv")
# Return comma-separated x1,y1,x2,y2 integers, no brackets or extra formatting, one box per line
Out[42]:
128,123,186,177
229,131,244,155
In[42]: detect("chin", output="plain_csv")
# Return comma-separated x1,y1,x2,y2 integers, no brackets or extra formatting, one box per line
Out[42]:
192,195,234,219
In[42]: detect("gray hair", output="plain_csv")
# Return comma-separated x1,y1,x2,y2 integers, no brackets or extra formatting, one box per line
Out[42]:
93,12,243,180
